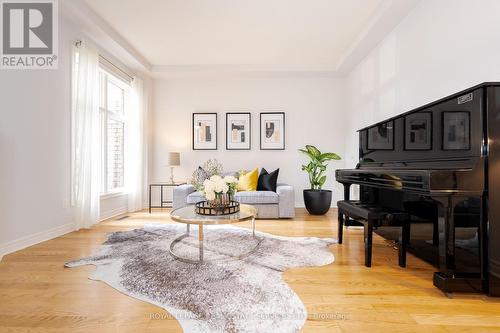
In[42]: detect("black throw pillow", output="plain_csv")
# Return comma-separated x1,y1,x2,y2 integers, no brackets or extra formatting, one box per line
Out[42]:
257,168,279,192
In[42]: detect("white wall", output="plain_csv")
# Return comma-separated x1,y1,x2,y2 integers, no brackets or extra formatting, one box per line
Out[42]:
344,0,500,169
0,16,77,257
152,77,347,206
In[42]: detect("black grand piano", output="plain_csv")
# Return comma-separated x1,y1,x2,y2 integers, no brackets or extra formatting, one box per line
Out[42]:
336,82,500,296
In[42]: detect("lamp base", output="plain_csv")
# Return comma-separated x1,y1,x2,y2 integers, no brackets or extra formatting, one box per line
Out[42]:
169,166,175,185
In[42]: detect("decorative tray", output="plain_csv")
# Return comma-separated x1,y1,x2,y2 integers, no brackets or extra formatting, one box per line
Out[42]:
195,200,240,216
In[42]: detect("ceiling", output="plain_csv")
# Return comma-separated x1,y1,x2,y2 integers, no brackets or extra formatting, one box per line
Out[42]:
84,0,387,70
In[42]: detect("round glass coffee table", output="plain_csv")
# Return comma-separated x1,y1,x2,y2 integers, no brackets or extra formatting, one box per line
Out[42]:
169,204,262,264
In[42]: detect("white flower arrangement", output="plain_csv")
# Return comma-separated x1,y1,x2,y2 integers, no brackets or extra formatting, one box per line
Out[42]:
202,175,238,201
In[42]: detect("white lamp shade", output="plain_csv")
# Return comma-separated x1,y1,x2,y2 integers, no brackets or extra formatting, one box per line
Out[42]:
168,152,180,166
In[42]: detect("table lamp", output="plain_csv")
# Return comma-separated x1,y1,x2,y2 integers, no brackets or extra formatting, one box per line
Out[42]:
168,152,180,184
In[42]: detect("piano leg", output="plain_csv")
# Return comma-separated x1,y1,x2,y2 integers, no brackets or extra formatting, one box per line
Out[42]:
342,183,351,227
438,197,456,274
399,219,411,268
343,183,351,201
364,222,373,267
433,196,483,293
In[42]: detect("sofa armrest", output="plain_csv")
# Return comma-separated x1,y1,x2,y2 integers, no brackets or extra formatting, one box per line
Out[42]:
277,184,295,218
173,184,196,210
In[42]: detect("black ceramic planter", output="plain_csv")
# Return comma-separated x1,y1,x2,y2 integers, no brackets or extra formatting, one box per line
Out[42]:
303,189,332,215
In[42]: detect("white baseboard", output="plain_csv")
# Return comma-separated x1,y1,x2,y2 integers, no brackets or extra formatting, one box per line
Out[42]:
99,206,128,221
0,222,75,262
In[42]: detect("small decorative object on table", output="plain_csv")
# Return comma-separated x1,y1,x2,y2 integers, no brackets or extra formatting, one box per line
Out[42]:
196,175,239,215
195,200,240,215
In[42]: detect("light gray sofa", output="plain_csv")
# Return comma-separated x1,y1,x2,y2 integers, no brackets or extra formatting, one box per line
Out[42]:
173,184,295,218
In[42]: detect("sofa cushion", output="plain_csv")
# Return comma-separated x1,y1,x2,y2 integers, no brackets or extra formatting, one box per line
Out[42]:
187,191,206,204
257,168,279,192
187,190,279,205
223,171,239,178
237,167,259,191
192,166,210,185
234,191,279,204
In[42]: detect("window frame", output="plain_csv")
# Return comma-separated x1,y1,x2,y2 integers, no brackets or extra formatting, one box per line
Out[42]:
99,68,129,195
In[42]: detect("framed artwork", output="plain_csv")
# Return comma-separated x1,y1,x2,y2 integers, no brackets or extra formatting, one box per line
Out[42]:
367,120,394,150
260,112,285,150
404,112,432,150
226,112,251,150
442,111,470,150
192,113,217,150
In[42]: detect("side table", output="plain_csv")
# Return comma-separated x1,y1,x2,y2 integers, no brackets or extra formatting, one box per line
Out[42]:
149,182,186,213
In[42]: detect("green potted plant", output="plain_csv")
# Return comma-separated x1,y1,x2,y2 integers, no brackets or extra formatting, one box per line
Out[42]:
299,145,341,215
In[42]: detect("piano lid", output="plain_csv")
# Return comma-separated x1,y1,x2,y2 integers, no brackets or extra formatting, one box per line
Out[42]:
358,86,486,165
357,82,500,132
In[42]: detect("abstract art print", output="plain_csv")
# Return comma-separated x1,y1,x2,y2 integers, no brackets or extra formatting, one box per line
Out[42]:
193,113,217,150
367,120,394,150
226,113,251,150
405,112,432,150
260,112,285,150
442,111,470,150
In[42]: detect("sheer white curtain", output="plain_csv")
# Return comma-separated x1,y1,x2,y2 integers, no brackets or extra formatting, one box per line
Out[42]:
125,77,149,212
71,42,101,229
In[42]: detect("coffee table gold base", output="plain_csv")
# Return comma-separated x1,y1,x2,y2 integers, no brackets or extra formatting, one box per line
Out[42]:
169,218,262,264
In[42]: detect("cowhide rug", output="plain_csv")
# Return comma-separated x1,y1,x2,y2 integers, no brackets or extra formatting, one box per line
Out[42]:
65,224,336,333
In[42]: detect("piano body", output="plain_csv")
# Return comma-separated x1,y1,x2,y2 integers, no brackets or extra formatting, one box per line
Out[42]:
336,82,500,296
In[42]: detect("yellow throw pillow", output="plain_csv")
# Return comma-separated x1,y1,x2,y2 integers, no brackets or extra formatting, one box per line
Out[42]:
237,167,259,191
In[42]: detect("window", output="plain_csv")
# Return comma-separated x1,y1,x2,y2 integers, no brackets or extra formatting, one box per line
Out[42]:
99,69,129,194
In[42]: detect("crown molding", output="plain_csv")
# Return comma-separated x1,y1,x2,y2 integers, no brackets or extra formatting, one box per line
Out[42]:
61,0,419,78
60,0,152,74
335,0,420,75
150,64,340,79
150,0,420,78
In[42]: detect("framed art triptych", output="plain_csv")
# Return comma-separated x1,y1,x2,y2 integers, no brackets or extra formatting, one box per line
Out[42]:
193,112,286,151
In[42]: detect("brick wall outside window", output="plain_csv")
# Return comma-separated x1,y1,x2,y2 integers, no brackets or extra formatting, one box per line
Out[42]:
99,69,128,193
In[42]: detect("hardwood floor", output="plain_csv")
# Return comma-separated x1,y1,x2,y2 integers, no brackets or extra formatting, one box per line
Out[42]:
1,208,500,332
